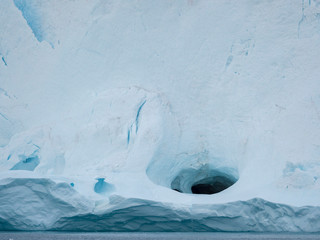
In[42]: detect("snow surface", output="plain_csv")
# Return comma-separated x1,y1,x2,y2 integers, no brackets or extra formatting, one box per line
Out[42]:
1,0,320,232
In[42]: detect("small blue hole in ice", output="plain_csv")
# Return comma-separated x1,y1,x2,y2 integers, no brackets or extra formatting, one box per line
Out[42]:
94,178,108,194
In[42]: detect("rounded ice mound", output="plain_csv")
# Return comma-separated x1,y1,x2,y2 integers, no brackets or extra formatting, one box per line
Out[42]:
0,86,179,182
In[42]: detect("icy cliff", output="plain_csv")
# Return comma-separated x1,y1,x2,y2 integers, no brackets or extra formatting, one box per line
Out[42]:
1,0,320,232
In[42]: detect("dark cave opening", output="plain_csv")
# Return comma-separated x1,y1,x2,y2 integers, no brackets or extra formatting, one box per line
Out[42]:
171,168,238,195
191,183,217,194
191,176,235,195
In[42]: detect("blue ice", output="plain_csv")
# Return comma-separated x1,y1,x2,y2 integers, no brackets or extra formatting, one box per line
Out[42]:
10,156,40,171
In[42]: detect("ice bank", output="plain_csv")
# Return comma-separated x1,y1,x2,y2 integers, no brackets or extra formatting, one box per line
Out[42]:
1,0,320,232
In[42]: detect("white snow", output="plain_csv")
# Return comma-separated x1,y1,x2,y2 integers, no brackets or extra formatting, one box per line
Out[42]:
0,0,320,232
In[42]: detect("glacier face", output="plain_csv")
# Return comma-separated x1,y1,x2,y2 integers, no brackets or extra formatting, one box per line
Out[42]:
1,0,320,232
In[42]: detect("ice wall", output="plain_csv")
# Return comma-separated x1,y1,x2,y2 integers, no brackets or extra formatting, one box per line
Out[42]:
0,0,320,232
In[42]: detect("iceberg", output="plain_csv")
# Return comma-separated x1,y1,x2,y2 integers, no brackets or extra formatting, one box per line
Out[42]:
0,0,320,232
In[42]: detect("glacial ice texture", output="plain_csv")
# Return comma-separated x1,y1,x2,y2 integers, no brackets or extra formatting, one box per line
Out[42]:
0,0,320,232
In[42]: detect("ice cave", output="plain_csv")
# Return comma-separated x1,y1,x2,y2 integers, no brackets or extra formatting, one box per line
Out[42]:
0,0,320,232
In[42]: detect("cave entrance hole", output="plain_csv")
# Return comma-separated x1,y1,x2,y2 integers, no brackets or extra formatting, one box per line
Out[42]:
171,167,238,195
191,176,235,194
